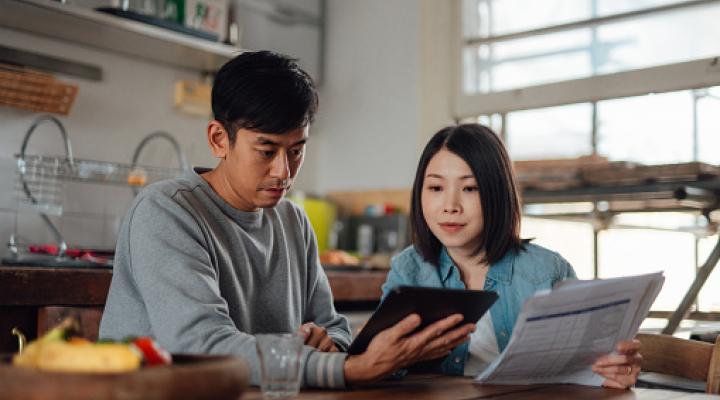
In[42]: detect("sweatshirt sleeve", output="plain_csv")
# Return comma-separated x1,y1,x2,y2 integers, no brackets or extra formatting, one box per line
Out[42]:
125,194,347,388
300,210,353,353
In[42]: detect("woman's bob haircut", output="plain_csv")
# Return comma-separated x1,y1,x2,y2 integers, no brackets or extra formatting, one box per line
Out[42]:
411,123,524,266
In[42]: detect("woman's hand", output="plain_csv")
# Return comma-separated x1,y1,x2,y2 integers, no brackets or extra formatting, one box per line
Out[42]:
592,340,642,389
297,322,339,352
343,313,475,385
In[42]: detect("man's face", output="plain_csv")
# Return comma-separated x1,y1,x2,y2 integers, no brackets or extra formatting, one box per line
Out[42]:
221,125,308,211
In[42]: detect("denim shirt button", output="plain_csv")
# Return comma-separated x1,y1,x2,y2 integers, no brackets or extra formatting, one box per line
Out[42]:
454,357,462,363
500,330,507,337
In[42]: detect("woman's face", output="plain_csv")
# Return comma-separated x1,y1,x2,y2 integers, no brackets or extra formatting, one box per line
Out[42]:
421,148,484,253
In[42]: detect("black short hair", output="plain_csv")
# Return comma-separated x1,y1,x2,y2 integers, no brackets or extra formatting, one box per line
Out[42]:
411,123,523,266
212,51,318,142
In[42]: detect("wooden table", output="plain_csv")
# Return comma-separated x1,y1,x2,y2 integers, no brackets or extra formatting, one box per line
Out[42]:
244,375,719,399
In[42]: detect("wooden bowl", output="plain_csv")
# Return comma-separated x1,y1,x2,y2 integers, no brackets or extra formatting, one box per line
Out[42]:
0,353,249,400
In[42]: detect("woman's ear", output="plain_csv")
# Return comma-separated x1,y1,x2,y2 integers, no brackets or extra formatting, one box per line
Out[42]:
207,120,229,159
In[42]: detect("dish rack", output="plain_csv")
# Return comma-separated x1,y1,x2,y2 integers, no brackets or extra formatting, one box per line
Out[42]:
9,115,189,261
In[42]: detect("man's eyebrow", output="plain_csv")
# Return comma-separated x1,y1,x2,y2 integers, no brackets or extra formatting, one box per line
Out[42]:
255,137,308,146
255,137,279,146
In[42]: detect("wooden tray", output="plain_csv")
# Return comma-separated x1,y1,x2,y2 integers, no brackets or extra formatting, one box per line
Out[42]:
0,353,249,400
582,162,720,186
0,63,78,115
514,155,609,191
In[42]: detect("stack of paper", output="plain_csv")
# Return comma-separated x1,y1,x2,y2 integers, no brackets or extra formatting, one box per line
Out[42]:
475,272,665,386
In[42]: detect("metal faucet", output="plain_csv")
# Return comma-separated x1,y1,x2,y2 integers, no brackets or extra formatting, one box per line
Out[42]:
18,115,75,259
132,131,189,170
131,131,189,194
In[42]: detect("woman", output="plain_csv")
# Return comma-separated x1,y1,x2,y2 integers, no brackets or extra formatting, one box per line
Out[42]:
381,124,641,389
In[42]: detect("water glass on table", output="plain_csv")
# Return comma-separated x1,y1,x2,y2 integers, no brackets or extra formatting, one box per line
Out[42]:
255,333,304,399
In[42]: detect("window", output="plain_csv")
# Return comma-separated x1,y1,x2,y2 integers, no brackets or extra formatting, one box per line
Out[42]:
459,0,720,314
463,0,720,93
598,228,695,310
465,0,693,37
698,88,720,165
506,104,592,159
698,234,720,312
521,217,595,279
464,30,592,93
597,91,694,164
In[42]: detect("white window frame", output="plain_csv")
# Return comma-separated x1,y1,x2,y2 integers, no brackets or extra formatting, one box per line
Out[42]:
453,0,720,119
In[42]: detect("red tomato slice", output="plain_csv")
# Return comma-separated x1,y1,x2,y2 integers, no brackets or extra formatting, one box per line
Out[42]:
132,337,172,366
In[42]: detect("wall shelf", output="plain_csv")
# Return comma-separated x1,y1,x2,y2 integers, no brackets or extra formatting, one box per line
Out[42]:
0,0,243,72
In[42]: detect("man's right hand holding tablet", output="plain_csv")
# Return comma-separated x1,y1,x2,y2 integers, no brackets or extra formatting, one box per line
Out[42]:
343,313,476,385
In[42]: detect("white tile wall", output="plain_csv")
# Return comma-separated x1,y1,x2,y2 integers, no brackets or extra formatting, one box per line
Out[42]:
13,211,59,250
0,27,215,255
103,213,125,249
60,214,108,249
0,211,17,259
62,182,107,216
100,185,137,217
0,157,18,210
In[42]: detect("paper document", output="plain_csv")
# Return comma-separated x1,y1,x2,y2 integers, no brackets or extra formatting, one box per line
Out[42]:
475,272,664,386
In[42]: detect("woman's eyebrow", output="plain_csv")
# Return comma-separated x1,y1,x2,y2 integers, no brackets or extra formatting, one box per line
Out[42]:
425,173,475,180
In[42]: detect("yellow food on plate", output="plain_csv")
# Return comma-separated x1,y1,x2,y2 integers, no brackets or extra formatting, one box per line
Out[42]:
14,341,141,373
11,318,141,373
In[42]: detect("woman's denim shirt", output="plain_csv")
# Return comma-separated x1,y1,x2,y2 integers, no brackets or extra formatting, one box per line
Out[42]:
381,243,576,376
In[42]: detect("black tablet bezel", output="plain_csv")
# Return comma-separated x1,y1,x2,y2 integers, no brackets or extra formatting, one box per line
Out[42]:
347,286,498,355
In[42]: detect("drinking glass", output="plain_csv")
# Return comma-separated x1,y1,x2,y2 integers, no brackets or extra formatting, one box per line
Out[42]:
255,333,304,399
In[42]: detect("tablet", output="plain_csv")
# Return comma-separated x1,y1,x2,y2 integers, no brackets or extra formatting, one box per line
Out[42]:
347,286,498,355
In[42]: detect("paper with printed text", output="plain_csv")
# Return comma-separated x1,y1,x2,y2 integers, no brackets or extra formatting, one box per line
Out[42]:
475,272,664,386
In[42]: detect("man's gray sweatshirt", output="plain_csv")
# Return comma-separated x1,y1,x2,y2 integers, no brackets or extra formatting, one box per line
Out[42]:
100,167,350,388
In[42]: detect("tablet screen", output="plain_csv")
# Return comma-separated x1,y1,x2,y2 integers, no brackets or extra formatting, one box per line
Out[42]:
347,286,498,355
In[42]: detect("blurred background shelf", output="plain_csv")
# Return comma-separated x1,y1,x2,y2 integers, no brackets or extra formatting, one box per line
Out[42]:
522,179,720,215
0,0,242,72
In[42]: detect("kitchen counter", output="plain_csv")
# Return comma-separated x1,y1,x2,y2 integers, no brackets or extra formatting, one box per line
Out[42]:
324,269,388,302
0,265,387,353
0,266,111,306
0,266,110,354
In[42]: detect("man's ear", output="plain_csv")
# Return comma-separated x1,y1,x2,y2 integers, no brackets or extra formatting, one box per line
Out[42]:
207,120,230,159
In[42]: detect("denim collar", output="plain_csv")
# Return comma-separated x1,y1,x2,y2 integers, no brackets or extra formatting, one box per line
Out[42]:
438,249,455,284
439,247,515,285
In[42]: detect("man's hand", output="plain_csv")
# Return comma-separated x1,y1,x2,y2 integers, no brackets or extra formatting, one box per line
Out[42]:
592,340,642,389
344,313,475,385
297,322,339,352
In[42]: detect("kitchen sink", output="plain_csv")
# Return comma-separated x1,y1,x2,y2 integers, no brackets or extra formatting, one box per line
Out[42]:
1,256,112,269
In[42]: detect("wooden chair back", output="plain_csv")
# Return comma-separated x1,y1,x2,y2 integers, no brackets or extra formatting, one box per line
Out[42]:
636,332,720,393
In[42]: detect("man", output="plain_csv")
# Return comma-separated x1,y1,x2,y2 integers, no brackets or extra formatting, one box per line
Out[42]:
100,51,474,388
